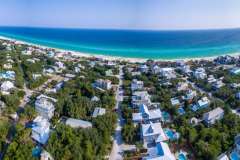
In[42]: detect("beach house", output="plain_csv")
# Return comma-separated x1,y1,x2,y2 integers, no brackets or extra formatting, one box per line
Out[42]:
31,116,50,144
139,64,149,73
93,79,112,90
182,89,197,101
131,79,144,91
171,97,180,106
92,107,106,118
143,142,176,160
179,64,191,74
176,82,189,91
151,65,161,74
191,97,210,111
0,71,15,80
141,122,168,145
203,107,224,126
159,68,176,79
212,80,225,90
3,63,12,69
132,91,151,108
193,68,207,79
132,104,162,123
35,95,55,120
0,81,14,94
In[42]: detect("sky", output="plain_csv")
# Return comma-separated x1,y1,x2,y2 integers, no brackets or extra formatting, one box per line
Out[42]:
0,0,240,30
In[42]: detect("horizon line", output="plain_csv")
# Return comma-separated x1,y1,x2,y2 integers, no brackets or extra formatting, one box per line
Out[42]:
0,25,240,32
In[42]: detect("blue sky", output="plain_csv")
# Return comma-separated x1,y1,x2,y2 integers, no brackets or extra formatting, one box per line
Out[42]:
0,0,240,30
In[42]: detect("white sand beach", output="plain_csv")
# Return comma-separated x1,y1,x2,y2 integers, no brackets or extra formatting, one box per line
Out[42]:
0,35,239,63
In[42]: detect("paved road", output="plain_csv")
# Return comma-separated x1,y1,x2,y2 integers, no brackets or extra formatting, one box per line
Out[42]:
109,66,124,160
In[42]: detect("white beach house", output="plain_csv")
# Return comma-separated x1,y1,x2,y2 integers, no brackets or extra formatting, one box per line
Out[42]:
141,122,168,145
132,91,151,108
194,68,207,79
132,104,162,123
143,142,176,160
35,96,55,120
131,79,144,91
203,107,224,126
159,68,176,79
92,107,106,118
31,116,50,144
0,81,14,94
93,79,112,90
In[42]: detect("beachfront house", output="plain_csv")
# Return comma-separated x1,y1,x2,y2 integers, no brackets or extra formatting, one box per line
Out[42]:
131,79,144,91
193,68,207,79
132,91,151,108
141,122,167,145
143,142,176,160
159,68,176,79
31,116,50,144
35,95,55,120
92,107,106,118
203,107,224,126
65,118,92,128
132,104,162,123
93,79,112,90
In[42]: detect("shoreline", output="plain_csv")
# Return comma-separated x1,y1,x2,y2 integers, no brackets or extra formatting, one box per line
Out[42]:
0,35,239,63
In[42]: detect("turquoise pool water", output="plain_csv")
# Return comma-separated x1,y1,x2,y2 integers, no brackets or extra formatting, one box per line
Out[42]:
230,152,239,160
32,146,42,157
178,153,187,160
162,111,170,121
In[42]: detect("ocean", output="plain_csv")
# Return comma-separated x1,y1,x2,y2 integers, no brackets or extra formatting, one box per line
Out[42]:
0,27,240,60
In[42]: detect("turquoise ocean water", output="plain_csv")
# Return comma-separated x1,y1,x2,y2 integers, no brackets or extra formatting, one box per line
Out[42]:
0,27,240,60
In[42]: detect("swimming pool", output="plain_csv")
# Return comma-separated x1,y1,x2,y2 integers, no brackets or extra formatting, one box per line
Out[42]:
164,128,180,140
230,151,239,160
32,146,42,157
162,111,170,121
178,107,185,115
178,153,187,160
